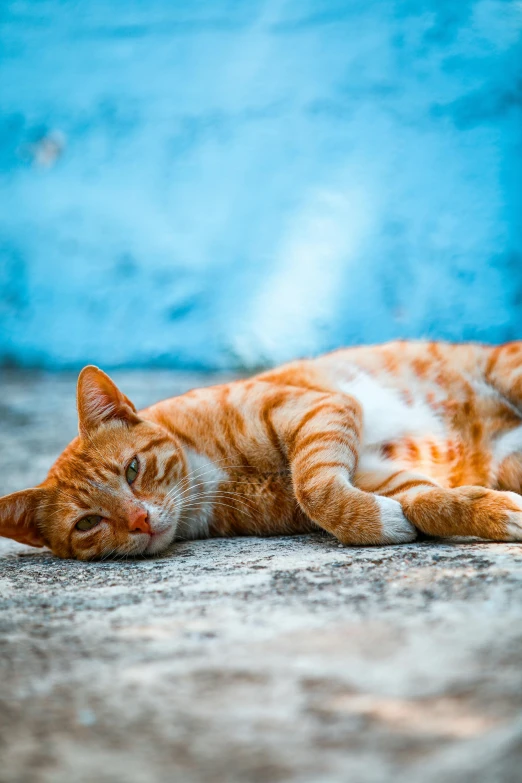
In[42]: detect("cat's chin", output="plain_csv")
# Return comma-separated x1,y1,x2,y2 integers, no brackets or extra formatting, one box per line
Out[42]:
139,502,179,555
142,526,177,556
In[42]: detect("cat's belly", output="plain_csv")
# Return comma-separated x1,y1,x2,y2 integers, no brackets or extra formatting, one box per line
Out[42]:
334,366,467,487
335,368,444,449
336,368,522,490
493,425,522,465
358,436,463,487
492,425,522,492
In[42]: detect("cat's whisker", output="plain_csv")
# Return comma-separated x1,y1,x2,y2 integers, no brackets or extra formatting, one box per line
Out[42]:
180,493,250,508
162,462,262,507
165,475,271,504
170,475,265,497
181,500,252,517
168,460,268,498
188,491,257,513
182,455,263,478
170,485,257,513
164,469,221,501
184,499,255,519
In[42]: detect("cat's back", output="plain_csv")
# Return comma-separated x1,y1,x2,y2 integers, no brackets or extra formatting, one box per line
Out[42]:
316,340,490,392
262,339,520,451
264,340,493,404
316,341,491,446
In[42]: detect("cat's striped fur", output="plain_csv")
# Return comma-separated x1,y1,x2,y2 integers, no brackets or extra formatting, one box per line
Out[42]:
2,340,522,560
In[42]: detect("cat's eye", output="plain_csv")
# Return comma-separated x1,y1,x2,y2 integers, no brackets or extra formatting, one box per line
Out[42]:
126,456,139,484
76,514,102,532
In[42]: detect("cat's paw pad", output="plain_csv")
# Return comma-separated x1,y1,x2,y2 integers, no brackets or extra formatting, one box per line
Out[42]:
375,495,417,544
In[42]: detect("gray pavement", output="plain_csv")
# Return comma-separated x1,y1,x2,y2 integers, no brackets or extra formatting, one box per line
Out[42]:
1,370,522,783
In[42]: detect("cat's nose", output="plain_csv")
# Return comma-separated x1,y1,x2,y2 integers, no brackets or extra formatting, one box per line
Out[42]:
128,507,151,534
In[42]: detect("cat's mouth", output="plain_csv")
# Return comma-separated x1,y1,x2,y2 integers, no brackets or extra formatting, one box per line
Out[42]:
143,527,175,555
140,505,177,555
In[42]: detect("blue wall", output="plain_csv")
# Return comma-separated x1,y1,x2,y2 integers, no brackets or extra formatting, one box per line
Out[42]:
1,0,521,369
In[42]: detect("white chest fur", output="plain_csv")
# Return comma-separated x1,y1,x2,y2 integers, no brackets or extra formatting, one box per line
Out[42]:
181,450,227,538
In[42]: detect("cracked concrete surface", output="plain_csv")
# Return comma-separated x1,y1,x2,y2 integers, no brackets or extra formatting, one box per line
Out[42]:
1,370,522,783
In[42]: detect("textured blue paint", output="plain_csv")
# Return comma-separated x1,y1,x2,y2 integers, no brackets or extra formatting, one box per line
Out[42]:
1,0,521,369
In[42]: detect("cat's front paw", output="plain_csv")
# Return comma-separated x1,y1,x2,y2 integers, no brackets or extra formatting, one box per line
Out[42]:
502,491,522,541
375,495,417,544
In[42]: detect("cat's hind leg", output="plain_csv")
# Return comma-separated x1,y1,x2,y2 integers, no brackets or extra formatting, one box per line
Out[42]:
356,460,522,541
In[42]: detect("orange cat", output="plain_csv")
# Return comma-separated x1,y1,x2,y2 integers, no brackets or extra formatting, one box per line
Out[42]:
2,340,522,560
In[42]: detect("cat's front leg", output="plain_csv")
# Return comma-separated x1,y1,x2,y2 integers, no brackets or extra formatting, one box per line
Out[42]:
272,390,417,545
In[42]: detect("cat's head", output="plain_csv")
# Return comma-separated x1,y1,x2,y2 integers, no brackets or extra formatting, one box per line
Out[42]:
0,367,188,559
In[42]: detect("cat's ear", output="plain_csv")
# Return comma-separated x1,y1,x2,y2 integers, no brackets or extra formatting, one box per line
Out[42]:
0,488,47,548
77,366,140,437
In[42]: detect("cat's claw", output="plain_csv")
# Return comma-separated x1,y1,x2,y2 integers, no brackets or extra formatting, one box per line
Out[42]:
375,495,417,544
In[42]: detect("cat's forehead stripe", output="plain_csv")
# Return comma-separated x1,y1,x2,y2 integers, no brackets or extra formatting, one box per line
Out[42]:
90,461,121,476
139,436,172,455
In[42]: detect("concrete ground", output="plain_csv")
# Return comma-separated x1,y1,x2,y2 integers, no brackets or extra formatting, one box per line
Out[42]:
1,370,522,783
